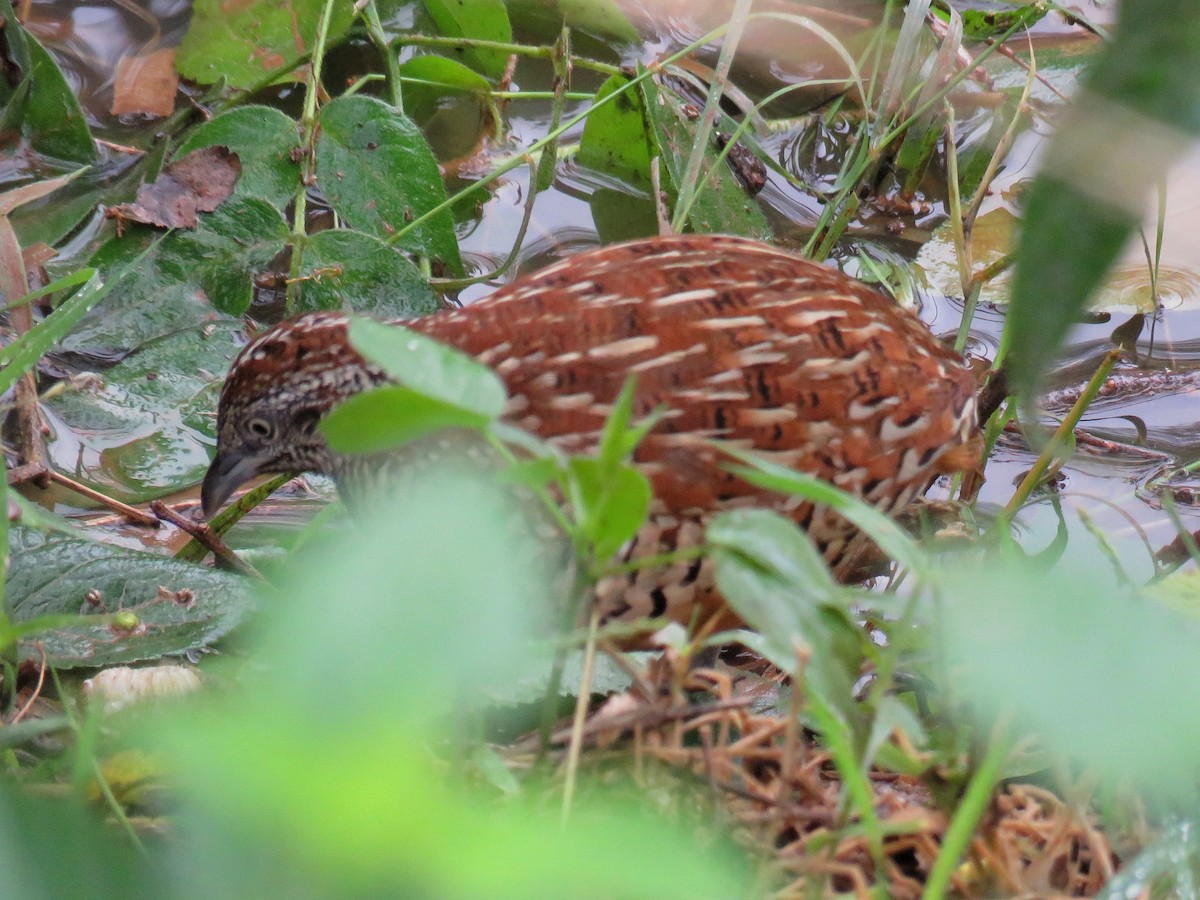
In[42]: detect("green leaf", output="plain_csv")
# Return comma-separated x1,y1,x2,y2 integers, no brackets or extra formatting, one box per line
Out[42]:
0,269,104,395
399,55,492,125
175,106,303,206
554,0,639,43
708,508,838,604
564,457,651,562
294,229,439,316
717,443,927,575
419,0,513,79
7,525,258,667
0,784,149,898
708,509,860,719
1009,0,1200,400
316,95,464,275
953,3,1049,40
0,23,95,164
938,557,1200,801
176,0,355,88
639,71,771,239
320,385,492,454
45,324,245,501
578,74,655,192
156,469,749,896
594,376,661,474
347,317,507,417
71,198,285,356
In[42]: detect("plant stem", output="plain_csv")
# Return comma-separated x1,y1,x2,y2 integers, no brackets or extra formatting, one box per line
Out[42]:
1001,348,1120,521
922,718,1012,899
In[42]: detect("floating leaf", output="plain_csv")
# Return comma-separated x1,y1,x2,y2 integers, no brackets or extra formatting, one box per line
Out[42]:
294,229,439,317
316,95,464,275
579,74,655,192
45,324,244,501
399,55,492,125
419,0,513,79
71,198,285,358
176,0,355,88
640,72,771,239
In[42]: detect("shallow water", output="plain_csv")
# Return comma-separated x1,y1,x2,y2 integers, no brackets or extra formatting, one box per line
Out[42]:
20,0,1200,580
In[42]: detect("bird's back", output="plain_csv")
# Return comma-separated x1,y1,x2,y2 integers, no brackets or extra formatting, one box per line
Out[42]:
411,234,977,568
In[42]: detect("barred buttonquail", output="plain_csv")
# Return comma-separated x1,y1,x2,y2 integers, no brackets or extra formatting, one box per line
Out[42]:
202,234,978,628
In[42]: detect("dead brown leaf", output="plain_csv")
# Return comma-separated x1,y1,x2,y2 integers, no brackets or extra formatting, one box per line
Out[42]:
107,146,242,230
111,48,179,118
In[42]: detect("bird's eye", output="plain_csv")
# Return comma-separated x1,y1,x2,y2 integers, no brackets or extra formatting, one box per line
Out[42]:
245,418,275,440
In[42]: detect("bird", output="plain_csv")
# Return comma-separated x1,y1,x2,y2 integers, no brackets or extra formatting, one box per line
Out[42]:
202,234,979,631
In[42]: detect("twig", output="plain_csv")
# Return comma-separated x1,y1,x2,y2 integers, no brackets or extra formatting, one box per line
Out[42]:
11,643,46,724
150,500,260,578
7,464,158,527
512,696,752,754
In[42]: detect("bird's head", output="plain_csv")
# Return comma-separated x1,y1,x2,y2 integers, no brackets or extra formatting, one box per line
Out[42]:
201,313,386,517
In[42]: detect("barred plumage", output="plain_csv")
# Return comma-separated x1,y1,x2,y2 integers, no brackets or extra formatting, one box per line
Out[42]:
203,234,978,629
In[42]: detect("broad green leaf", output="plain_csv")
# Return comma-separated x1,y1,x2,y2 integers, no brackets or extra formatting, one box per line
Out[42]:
176,0,355,88
157,470,748,896
321,385,492,454
399,55,492,125
565,457,651,562
708,508,838,604
7,525,258,667
639,71,771,239
175,106,302,206
1009,0,1200,400
316,95,464,274
938,557,1200,801
45,324,244,501
717,443,927,574
579,74,655,192
554,0,639,43
0,785,150,898
708,509,859,719
951,3,1049,40
347,317,507,417
71,198,285,356
419,0,513,79
0,20,95,164
294,229,439,316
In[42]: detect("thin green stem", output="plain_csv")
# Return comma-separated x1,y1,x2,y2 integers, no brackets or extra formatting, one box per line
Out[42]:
361,1,403,108
1000,349,1120,522
922,718,1012,900
387,25,735,249
671,0,753,233
395,33,621,76
285,0,338,309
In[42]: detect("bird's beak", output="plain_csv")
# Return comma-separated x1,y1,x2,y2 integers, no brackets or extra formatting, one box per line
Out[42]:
201,451,264,519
